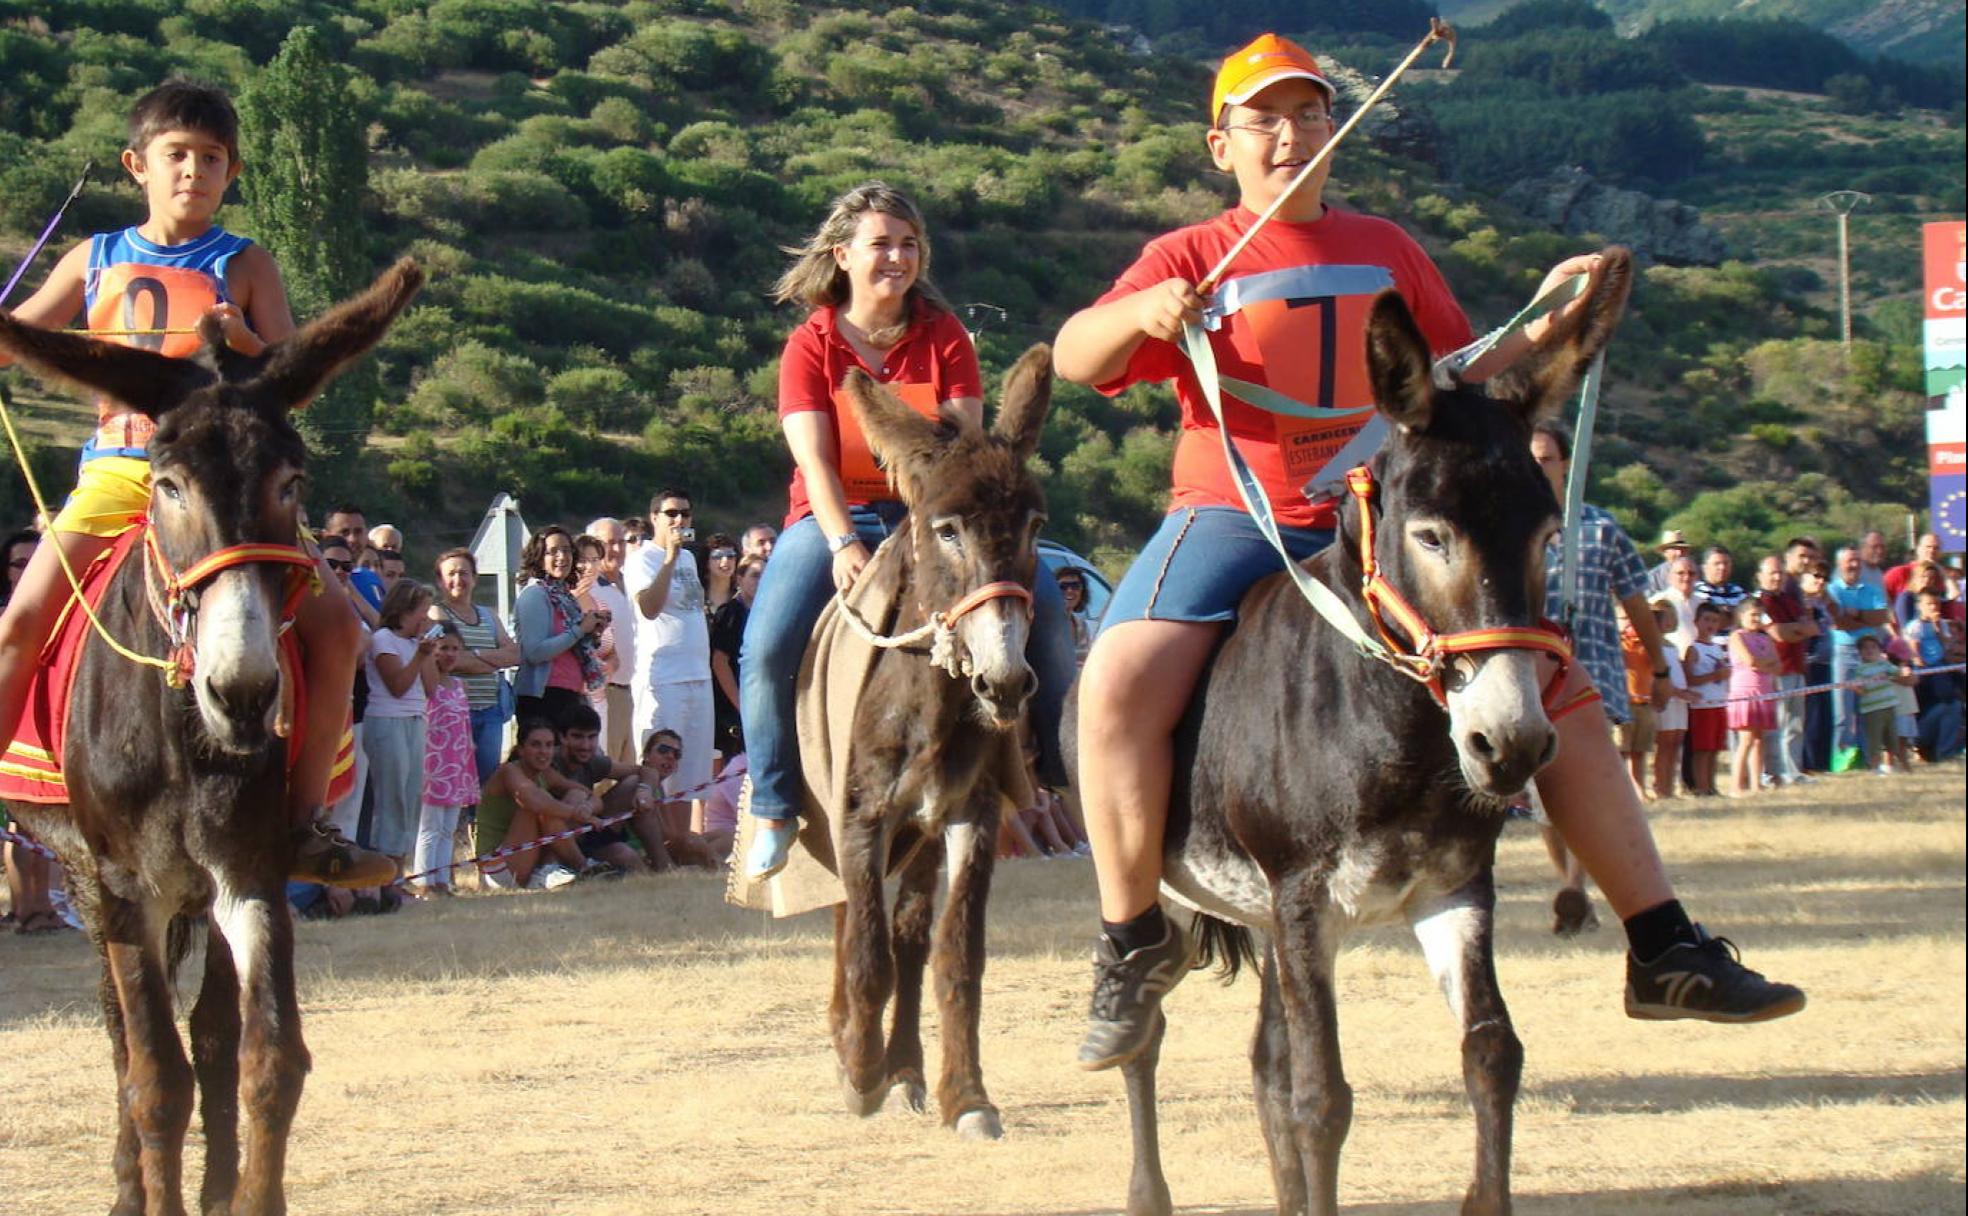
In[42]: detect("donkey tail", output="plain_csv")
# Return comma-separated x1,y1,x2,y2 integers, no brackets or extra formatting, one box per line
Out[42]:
1190,912,1260,984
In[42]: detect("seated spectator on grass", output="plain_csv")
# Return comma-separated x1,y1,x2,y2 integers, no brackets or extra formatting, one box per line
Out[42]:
554,704,676,875
412,623,476,898
701,751,747,864
475,718,603,891
637,729,724,868
709,555,763,767
703,532,739,613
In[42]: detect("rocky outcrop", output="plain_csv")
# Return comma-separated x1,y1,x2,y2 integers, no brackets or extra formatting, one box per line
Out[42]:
1501,166,1728,267
1317,56,1444,169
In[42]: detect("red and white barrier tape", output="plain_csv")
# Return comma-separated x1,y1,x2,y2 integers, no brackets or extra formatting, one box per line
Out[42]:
1678,662,1966,708
391,770,731,889
0,826,57,861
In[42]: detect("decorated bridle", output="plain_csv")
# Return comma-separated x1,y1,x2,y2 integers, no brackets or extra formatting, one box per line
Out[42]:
835,569,1034,680
1344,465,1581,715
142,523,318,687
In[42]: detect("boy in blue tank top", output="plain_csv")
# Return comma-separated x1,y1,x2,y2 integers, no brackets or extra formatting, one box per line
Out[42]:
0,80,393,886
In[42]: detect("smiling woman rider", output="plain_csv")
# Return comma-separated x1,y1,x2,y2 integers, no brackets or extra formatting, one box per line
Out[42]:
738,181,1077,881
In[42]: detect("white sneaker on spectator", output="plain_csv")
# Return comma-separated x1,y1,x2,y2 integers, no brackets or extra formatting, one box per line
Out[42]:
480,865,517,891
529,863,579,890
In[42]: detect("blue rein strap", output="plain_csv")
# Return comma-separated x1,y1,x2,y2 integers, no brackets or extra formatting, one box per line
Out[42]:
1178,269,1602,650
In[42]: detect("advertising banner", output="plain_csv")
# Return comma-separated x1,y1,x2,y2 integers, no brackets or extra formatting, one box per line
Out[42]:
1923,221,1966,550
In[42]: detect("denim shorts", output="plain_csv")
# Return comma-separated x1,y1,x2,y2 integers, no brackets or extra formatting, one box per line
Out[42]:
1102,507,1335,628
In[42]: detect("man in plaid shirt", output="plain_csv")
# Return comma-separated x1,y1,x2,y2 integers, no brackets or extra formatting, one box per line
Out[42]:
1530,419,1675,935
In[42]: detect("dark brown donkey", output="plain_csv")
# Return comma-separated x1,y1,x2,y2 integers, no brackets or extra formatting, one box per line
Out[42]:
0,260,422,1216
1075,254,1633,1216
818,344,1054,1142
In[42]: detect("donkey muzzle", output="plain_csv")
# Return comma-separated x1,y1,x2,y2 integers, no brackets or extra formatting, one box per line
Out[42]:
190,569,284,753
1446,651,1558,797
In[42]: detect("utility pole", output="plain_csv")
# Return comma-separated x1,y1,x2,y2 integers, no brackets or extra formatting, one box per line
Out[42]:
1816,190,1870,355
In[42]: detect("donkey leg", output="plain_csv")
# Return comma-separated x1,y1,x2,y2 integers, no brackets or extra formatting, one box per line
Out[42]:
1271,890,1350,1216
215,882,310,1216
1120,1010,1173,1216
933,806,1001,1140
834,814,895,1116
1252,945,1309,1216
102,902,195,1216
188,920,241,1216
1411,882,1521,1216
82,877,146,1216
884,836,944,1116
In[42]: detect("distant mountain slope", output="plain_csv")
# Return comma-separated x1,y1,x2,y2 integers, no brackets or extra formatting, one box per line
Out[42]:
1434,0,1967,64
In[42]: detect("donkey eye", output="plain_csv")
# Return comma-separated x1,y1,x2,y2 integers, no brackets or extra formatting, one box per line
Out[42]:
935,523,960,544
1413,528,1444,552
156,478,183,503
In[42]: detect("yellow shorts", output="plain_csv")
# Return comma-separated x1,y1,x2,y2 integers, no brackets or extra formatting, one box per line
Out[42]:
50,455,151,538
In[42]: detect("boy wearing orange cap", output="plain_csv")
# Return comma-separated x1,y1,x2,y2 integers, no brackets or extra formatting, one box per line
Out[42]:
1055,34,1802,1069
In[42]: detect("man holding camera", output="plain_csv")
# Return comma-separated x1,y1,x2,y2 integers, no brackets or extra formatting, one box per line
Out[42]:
627,488,715,804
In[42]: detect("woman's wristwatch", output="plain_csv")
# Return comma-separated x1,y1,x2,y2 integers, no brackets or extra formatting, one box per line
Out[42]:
827,532,859,554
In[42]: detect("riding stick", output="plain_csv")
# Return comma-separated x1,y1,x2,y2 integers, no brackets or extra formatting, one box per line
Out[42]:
0,162,93,307
1197,20,1456,296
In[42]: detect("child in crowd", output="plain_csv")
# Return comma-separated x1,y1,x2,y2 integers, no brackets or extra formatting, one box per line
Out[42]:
1852,634,1912,774
1649,597,1692,800
1683,601,1732,797
414,623,476,897
1885,637,1921,771
1616,605,1657,800
1726,598,1780,797
0,80,388,886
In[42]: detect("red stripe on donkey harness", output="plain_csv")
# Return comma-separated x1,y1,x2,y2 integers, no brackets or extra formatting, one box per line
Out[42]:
1345,465,1595,718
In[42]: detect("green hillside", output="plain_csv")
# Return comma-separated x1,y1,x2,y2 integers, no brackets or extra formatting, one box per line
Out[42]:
1435,0,1967,64
0,0,1959,573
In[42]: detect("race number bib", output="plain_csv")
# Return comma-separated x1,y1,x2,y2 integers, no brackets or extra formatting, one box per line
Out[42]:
86,263,223,358
832,380,941,500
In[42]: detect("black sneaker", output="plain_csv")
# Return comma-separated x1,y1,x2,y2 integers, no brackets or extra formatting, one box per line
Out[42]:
1076,917,1196,1071
1625,925,1806,1024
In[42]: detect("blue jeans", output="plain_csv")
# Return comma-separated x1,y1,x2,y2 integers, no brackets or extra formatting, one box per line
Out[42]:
1831,641,1861,752
470,704,506,786
740,506,1077,821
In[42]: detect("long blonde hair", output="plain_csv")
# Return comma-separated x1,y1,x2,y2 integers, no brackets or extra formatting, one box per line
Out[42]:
772,181,951,342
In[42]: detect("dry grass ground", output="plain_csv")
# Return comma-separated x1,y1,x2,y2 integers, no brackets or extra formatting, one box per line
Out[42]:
3,766,1963,1215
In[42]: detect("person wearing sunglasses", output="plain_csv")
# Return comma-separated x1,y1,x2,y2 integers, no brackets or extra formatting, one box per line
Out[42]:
1056,566,1094,665
626,488,714,815
703,532,740,614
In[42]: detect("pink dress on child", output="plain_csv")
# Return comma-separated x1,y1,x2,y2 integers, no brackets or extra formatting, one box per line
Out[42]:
1725,630,1777,732
423,679,477,808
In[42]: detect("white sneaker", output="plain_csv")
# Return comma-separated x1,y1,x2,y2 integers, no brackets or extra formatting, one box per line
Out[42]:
1071,842,1093,859
480,866,517,891
529,863,579,890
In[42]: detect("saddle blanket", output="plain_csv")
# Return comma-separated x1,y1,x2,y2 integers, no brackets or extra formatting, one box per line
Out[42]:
0,526,354,806
726,526,1032,918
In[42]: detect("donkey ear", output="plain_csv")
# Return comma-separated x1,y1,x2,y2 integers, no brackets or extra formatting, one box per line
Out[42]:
0,312,214,419
248,258,425,410
841,368,943,500
1365,290,1436,433
1487,247,1633,424
992,343,1052,462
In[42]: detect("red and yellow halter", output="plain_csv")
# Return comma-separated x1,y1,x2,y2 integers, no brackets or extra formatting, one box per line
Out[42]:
1344,465,1587,716
142,524,318,687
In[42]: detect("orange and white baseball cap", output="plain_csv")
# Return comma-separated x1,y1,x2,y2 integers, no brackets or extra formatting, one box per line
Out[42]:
1211,33,1335,125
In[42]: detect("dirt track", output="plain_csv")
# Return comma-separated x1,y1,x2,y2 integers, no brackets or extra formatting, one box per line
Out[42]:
3,767,1963,1215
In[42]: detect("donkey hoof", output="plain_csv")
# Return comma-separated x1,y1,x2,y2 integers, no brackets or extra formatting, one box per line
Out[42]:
954,1107,1004,1141
839,1072,887,1118
889,1071,928,1114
